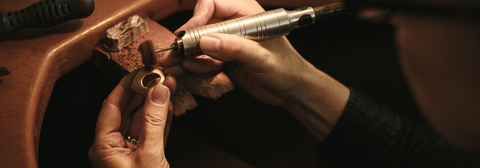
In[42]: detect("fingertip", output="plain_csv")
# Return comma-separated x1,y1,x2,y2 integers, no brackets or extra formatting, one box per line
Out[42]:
182,57,224,73
163,65,186,78
163,75,177,94
200,33,246,62
151,85,170,106
173,30,180,37
202,33,270,68
159,50,183,68
174,17,206,36
200,35,220,55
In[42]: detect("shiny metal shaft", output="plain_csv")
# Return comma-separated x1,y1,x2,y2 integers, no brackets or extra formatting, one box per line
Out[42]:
178,6,317,59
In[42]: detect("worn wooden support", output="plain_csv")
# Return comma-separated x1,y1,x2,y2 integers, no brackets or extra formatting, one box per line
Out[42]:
0,0,183,166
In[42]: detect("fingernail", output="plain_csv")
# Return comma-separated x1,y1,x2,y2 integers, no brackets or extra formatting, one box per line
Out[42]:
200,36,219,53
0,67,10,76
151,85,169,105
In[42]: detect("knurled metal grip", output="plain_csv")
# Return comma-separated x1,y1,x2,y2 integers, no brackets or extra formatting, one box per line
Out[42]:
177,7,316,59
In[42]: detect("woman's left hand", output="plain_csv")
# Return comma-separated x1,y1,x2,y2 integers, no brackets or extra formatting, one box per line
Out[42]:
88,71,176,168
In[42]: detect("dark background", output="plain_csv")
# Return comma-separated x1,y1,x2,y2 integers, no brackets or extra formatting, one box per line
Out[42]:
38,7,420,168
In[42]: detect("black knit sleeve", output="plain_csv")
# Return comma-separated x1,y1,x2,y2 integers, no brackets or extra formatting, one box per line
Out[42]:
317,88,480,168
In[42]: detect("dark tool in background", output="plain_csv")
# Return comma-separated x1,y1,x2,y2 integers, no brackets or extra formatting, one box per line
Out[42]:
156,2,347,59
0,0,95,42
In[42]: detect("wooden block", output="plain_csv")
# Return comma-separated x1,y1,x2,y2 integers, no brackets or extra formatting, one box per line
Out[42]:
104,15,149,52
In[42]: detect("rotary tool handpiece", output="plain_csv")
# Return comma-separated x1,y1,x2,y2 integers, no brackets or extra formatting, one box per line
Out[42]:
0,0,95,42
161,2,346,59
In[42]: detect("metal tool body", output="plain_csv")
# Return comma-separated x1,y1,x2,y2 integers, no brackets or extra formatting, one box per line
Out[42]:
157,2,346,59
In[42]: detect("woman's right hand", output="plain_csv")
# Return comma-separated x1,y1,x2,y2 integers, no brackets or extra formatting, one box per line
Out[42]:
160,0,350,141
160,0,321,106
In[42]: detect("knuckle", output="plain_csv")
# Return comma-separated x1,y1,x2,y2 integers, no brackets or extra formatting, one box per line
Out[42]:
207,59,224,71
144,112,165,127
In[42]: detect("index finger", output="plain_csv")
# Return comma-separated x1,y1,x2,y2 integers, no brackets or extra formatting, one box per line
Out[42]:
175,0,264,35
95,71,137,136
158,49,183,68
174,0,215,35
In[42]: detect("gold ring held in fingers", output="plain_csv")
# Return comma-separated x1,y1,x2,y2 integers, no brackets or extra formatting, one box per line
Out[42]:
130,67,165,93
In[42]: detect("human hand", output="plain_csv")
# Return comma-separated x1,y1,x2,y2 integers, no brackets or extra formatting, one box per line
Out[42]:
159,0,265,77
160,0,317,106
160,0,350,141
88,70,176,168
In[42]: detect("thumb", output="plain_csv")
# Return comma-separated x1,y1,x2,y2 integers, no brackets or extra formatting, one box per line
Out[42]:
199,33,270,72
137,85,170,152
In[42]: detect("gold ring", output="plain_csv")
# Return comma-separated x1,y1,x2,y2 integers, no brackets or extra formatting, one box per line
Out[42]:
125,135,138,145
130,67,165,93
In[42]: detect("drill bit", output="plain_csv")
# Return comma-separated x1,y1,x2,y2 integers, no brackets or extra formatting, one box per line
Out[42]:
156,43,178,53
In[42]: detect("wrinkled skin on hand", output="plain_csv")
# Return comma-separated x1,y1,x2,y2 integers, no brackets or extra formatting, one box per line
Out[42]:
160,0,330,106
160,0,350,142
88,70,176,168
